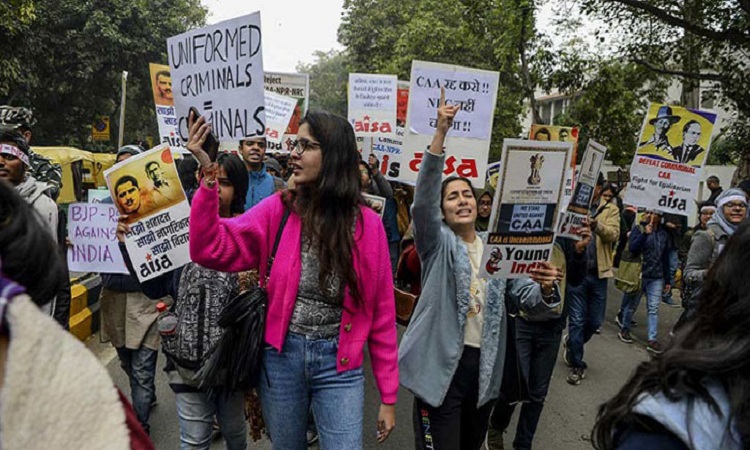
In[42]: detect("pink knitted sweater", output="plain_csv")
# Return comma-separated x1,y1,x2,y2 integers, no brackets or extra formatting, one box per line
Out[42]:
189,184,399,404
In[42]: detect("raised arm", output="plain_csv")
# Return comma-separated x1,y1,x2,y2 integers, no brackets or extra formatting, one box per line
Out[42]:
411,88,460,258
184,112,267,273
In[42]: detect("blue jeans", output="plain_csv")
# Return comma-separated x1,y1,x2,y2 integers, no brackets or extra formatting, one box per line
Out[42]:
259,333,364,450
662,248,678,300
620,277,664,341
116,346,157,433
491,319,562,450
175,388,247,450
566,274,608,368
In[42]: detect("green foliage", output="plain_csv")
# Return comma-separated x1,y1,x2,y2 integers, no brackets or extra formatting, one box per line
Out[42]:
339,0,533,161
555,60,669,166
578,0,750,118
296,50,351,118
0,0,207,149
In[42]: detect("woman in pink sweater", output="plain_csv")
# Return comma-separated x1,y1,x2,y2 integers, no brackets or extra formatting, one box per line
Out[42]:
185,111,398,449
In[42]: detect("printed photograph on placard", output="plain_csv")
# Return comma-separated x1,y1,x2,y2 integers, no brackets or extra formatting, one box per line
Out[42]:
105,146,186,224
636,103,717,168
149,64,174,107
362,193,386,219
529,125,578,144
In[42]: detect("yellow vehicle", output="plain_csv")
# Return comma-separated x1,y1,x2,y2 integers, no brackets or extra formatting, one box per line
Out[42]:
90,152,116,188
31,147,114,204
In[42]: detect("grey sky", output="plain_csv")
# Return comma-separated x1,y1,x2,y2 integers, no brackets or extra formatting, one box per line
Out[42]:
204,0,345,73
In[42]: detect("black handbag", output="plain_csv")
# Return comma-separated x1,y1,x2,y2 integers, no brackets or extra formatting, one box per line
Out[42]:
198,208,290,391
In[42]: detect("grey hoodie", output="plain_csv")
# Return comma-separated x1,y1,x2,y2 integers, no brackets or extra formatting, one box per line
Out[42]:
15,174,57,237
632,380,742,449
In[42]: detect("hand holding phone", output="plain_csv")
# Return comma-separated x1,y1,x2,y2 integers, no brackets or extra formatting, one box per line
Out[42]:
187,107,219,163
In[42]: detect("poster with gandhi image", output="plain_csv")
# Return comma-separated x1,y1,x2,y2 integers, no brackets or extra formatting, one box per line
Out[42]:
104,145,191,282
624,102,718,217
479,139,572,279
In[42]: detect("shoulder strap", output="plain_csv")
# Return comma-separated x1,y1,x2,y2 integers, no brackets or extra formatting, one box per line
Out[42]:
265,207,291,284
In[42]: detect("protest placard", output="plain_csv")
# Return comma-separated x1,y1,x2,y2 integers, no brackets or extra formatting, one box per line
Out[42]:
264,71,309,153
362,193,386,219
149,63,185,152
624,103,717,216
557,141,607,240
348,73,397,137
104,145,191,282
167,12,265,143
402,61,499,187
264,90,297,145
67,203,128,274
88,189,111,203
369,81,409,182
486,161,501,190
530,125,579,207
479,140,572,279
407,61,499,140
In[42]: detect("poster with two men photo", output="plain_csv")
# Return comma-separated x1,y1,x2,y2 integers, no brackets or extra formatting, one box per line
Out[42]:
104,145,191,282
624,103,717,217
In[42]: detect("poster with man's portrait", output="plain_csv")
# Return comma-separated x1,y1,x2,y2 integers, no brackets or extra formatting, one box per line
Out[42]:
150,64,174,107
625,103,718,217
104,145,191,282
105,146,185,224
635,103,717,168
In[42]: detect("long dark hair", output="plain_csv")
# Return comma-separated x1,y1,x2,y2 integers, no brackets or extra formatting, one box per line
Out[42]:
283,111,363,303
592,221,750,449
217,152,248,215
176,155,199,194
0,182,65,306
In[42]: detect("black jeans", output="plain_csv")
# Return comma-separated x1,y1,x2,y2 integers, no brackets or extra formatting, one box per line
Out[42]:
413,347,493,450
491,318,563,450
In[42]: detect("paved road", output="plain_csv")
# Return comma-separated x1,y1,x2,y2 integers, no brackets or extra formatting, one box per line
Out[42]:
96,280,684,449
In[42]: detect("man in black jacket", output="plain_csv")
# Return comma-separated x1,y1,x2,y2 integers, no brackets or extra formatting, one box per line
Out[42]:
486,223,591,450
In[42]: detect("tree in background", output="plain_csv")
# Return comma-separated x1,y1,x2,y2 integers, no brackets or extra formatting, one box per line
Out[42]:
296,50,350,118
339,0,550,161
0,0,206,149
577,0,750,178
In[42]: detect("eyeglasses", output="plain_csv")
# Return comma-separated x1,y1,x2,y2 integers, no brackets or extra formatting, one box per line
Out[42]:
723,202,748,210
290,138,321,155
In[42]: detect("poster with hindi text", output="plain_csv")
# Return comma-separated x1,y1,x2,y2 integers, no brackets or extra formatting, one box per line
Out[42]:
370,81,409,182
104,145,191,282
264,91,297,145
624,103,717,217
167,12,266,144
67,203,128,274
348,73,397,137
558,141,607,240
480,140,572,279
403,61,499,187
149,63,186,152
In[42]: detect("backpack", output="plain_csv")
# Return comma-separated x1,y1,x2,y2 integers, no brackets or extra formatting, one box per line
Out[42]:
28,152,63,201
161,263,240,371
615,225,644,294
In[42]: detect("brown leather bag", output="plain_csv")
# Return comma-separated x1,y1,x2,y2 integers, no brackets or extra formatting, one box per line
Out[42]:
394,288,418,326
394,242,420,326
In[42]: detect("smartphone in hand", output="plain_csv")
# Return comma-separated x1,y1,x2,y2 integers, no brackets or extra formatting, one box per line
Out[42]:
188,106,219,162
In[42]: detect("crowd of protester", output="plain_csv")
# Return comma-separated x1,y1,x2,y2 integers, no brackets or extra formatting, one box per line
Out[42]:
0,99,747,450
